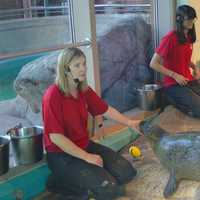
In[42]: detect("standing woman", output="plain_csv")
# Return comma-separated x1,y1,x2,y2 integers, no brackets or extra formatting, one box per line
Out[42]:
42,47,140,200
150,5,200,118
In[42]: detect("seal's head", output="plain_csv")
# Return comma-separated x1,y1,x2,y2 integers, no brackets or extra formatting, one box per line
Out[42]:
139,120,168,143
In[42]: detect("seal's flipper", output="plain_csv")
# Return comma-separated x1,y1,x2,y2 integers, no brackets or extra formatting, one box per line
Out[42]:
163,170,178,198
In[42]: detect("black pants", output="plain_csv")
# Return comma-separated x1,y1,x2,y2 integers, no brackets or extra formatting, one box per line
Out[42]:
164,80,200,118
46,141,137,200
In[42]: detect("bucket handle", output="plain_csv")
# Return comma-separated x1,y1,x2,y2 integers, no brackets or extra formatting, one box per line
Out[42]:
6,123,22,136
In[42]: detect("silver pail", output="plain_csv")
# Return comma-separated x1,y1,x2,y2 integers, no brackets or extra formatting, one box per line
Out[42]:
137,84,162,111
7,126,43,165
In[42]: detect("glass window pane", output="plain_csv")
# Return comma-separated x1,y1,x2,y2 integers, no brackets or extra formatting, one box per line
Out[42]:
0,0,71,57
0,0,99,170
95,0,154,112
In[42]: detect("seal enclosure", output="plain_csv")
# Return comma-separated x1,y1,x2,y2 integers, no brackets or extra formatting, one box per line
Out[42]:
140,118,200,198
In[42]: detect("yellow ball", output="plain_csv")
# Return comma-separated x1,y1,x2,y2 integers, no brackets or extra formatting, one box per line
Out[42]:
129,146,141,157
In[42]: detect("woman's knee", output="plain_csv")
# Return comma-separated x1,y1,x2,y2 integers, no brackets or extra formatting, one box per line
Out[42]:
112,156,137,184
118,164,137,184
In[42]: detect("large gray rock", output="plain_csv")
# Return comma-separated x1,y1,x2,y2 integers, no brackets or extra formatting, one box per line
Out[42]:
0,95,28,118
14,52,58,113
0,52,57,132
98,17,153,111
0,95,41,135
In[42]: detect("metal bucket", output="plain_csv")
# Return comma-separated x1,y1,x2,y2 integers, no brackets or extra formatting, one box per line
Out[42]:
0,136,10,175
137,84,162,111
8,126,43,165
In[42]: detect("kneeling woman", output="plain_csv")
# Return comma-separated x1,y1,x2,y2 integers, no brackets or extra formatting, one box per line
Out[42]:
42,47,140,200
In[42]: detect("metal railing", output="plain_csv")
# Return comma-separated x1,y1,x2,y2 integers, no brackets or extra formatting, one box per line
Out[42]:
95,4,151,14
0,6,68,20
0,3,151,20
0,3,152,60
0,38,92,60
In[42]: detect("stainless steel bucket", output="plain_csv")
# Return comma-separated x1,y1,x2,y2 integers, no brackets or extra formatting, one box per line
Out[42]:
0,136,10,175
8,126,43,165
137,84,162,111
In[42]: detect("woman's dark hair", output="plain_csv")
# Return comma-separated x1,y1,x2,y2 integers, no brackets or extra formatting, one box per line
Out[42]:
176,5,197,44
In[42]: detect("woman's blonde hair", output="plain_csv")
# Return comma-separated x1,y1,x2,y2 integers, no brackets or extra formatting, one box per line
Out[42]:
55,47,88,96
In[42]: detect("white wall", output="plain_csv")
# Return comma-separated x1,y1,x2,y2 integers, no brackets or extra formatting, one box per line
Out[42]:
155,0,176,43
177,0,188,6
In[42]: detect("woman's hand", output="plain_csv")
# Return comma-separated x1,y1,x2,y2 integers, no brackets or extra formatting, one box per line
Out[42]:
172,73,189,86
127,119,142,135
85,153,103,167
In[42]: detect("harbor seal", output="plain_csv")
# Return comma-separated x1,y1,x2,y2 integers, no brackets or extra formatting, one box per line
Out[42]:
139,118,200,198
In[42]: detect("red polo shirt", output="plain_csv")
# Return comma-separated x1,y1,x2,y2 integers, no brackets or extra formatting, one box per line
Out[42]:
42,84,108,152
156,30,194,87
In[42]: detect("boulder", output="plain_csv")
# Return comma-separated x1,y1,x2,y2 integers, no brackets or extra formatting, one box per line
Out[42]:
0,52,57,132
14,52,58,113
98,17,153,111
0,114,31,136
0,95,41,135
0,95,28,118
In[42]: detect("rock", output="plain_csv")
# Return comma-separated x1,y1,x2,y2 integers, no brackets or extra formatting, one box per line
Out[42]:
146,105,200,133
0,114,31,136
0,52,58,132
0,95,40,134
0,95,28,118
14,52,58,113
25,105,43,126
98,17,153,111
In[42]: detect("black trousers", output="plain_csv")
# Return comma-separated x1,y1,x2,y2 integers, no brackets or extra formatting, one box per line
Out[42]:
46,141,137,200
165,80,200,118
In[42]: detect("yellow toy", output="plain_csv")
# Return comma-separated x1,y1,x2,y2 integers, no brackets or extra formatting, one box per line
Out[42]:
129,145,141,158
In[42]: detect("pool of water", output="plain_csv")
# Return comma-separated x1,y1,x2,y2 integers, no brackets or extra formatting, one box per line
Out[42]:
0,53,48,101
